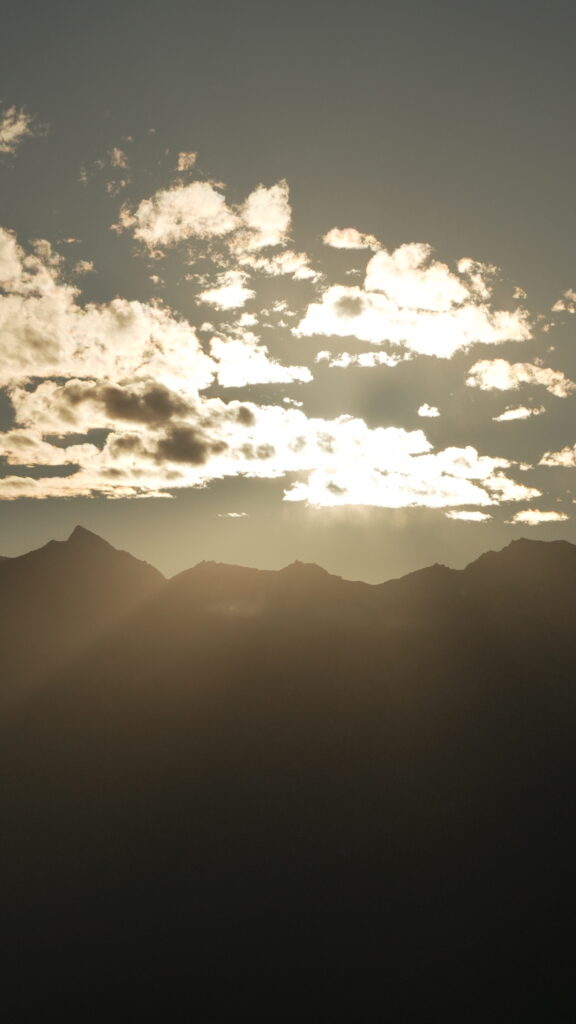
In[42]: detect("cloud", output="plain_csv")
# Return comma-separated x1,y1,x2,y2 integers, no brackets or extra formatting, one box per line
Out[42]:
0,430,98,467
64,380,195,425
218,511,248,518
235,181,291,251
229,416,534,516
539,445,576,468
295,245,530,358
493,405,545,422
551,289,576,314
365,244,470,311
0,392,540,508
118,178,292,256
0,227,23,284
177,151,197,172
198,271,255,310
238,249,318,281
283,441,539,510
507,509,569,525
445,510,491,521
155,424,228,465
109,147,129,169
117,181,240,246
0,150,559,517
467,359,576,398
315,350,403,368
0,229,215,390
322,227,380,250
210,334,312,387
74,259,95,275
0,224,541,511
0,104,40,155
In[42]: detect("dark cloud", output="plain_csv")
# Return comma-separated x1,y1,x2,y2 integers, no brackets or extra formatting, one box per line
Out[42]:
236,405,256,426
334,294,365,318
107,432,146,456
65,382,192,424
239,442,275,460
156,425,227,465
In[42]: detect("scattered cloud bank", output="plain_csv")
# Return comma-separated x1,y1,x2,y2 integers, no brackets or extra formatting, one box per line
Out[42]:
0,133,568,521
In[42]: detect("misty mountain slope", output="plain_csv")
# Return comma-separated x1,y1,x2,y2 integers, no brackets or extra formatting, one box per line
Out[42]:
0,525,164,692
3,532,576,1014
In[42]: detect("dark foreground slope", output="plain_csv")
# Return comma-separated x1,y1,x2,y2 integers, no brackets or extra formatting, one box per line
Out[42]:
2,533,576,1016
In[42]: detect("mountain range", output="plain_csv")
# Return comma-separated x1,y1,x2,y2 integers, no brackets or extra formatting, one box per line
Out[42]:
2,528,576,1016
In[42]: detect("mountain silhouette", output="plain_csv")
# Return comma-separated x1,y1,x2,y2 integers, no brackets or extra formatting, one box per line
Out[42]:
0,525,164,693
2,529,576,1015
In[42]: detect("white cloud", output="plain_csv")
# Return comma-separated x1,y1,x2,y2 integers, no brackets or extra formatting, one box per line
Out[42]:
365,244,470,311
315,350,402,368
322,227,380,250
0,229,215,390
210,334,312,387
507,510,569,525
493,405,545,422
198,271,255,310
283,442,539,510
0,105,39,155
0,227,23,284
236,180,291,250
119,178,293,258
445,510,491,521
218,511,248,518
540,445,576,468
239,249,318,281
296,284,529,358
0,430,99,466
295,244,529,359
117,181,240,246
418,404,440,418
467,359,576,398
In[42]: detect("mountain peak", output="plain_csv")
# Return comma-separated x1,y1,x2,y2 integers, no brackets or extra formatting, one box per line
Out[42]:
280,560,332,578
67,525,114,550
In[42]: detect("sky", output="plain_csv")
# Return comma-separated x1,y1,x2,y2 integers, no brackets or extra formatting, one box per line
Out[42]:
1,0,576,580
